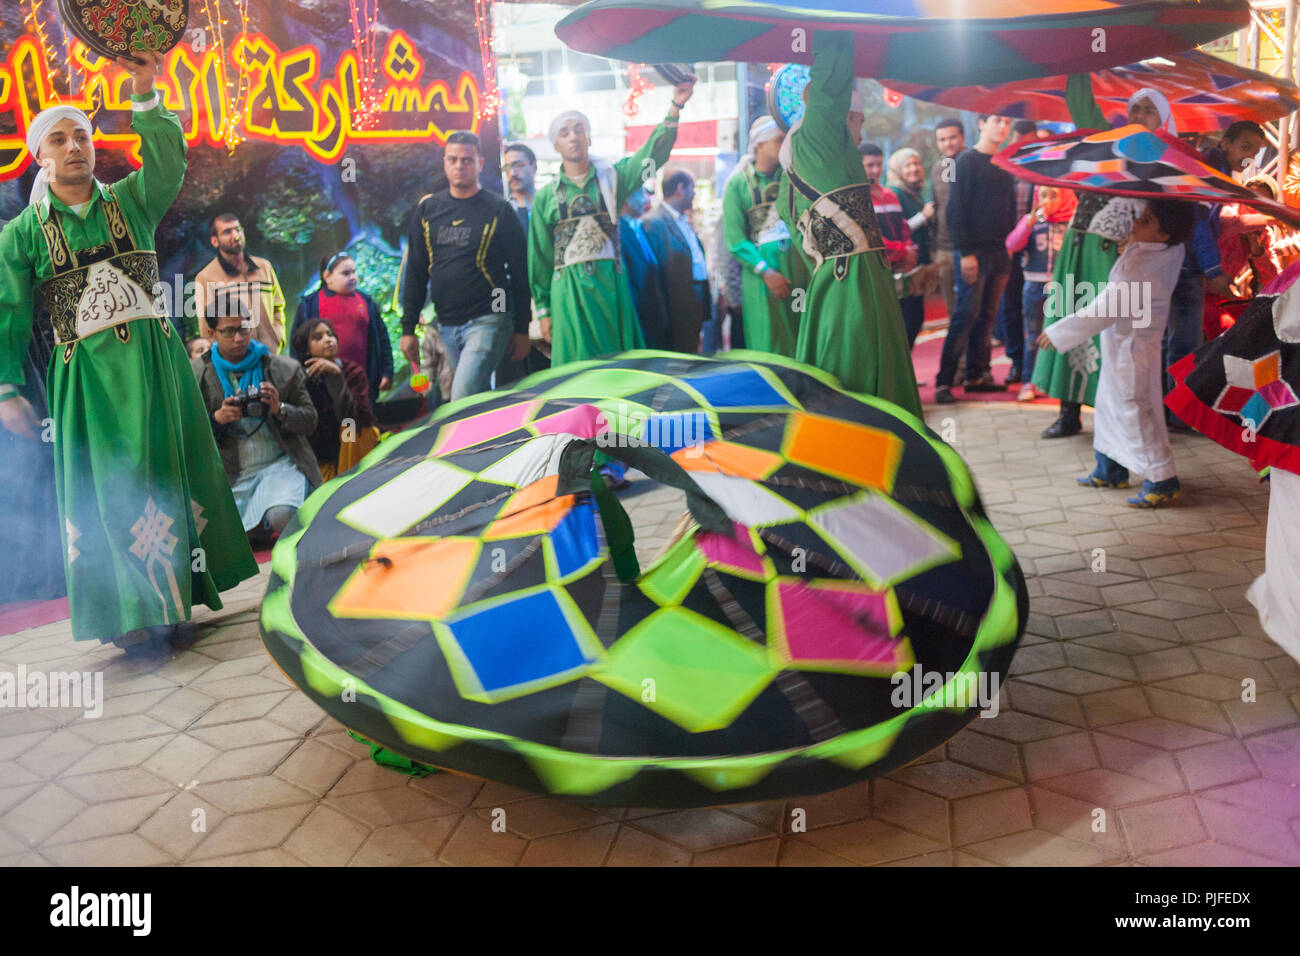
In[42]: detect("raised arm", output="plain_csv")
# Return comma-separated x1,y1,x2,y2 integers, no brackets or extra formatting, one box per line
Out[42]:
615,78,693,205
794,31,857,176
1065,74,1109,130
113,54,187,229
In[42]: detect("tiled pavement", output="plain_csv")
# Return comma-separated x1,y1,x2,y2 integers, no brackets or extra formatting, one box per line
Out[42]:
1,402,1298,866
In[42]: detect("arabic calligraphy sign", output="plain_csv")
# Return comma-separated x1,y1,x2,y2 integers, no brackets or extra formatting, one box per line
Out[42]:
0,28,483,180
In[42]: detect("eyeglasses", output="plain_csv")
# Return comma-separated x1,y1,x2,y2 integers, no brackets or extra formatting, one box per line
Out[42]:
214,326,251,338
503,161,532,171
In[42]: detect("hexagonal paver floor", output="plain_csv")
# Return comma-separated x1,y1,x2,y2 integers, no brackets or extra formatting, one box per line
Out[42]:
2,402,1298,866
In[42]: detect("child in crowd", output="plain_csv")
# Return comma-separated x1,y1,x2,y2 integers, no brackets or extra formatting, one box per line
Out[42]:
1039,198,1196,508
290,318,381,481
1005,185,1076,402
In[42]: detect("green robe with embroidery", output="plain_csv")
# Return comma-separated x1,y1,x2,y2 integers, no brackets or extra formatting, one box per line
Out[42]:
722,161,804,356
1031,73,1116,407
528,112,678,365
0,93,257,642
777,32,922,419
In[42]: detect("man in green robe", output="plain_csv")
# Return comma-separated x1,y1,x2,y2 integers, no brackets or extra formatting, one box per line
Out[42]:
0,53,257,651
776,32,922,419
721,115,804,357
528,76,695,365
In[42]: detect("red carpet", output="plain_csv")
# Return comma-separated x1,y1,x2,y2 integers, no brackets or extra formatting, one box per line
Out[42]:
0,548,274,638
0,598,70,637
913,297,1058,408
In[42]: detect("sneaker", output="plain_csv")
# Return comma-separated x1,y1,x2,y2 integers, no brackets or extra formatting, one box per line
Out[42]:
963,374,1005,392
1077,473,1129,489
1128,478,1181,508
1005,367,1022,385
1017,383,1038,403
933,386,956,404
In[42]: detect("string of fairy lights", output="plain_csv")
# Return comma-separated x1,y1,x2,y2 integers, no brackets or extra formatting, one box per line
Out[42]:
21,0,65,105
623,62,651,119
349,0,384,129
473,0,501,120
199,0,252,154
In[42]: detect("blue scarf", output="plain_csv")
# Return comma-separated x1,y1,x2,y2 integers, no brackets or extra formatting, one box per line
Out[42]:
211,339,269,399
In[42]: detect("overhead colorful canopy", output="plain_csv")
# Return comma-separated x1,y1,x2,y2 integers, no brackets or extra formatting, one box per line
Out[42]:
555,0,1250,87
261,352,1027,807
994,125,1300,228
884,51,1300,134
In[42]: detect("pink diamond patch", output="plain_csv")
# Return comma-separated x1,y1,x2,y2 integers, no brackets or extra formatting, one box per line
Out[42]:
433,401,537,455
531,404,611,440
696,522,765,578
1259,379,1300,410
774,580,910,676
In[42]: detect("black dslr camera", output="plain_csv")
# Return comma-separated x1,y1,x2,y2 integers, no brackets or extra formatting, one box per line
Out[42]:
236,386,265,418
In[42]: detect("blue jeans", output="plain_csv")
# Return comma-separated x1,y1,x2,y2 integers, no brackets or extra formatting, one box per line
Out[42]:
937,246,1010,388
1162,269,1205,395
440,313,514,402
1091,451,1129,484
996,255,1025,371
1021,280,1048,383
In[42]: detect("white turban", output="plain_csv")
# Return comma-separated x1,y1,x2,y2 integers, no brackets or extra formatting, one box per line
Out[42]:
1127,87,1177,136
548,109,591,145
749,115,781,151
25,105,94,206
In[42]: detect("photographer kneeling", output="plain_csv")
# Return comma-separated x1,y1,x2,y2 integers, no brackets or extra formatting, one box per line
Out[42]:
193,301,322,547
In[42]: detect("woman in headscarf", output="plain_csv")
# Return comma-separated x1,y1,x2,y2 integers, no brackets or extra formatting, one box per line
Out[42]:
887,146,935,349
1030,82,1172,438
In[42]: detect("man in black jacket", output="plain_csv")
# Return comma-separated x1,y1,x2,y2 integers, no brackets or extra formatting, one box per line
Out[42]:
935,113,1015,403
398,131,531,401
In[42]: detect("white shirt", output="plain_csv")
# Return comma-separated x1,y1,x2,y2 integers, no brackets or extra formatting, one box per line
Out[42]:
663,202,710,281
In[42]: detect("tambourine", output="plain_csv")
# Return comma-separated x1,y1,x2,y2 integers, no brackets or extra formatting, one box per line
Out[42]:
652,63,697,86
767,63,811,133
56,0,190,61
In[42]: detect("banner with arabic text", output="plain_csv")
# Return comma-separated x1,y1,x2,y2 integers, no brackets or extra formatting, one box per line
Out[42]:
0,0,496,348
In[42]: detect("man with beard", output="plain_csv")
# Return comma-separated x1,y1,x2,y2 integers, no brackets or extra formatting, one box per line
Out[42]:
195,213,288,351
0,52,256,652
